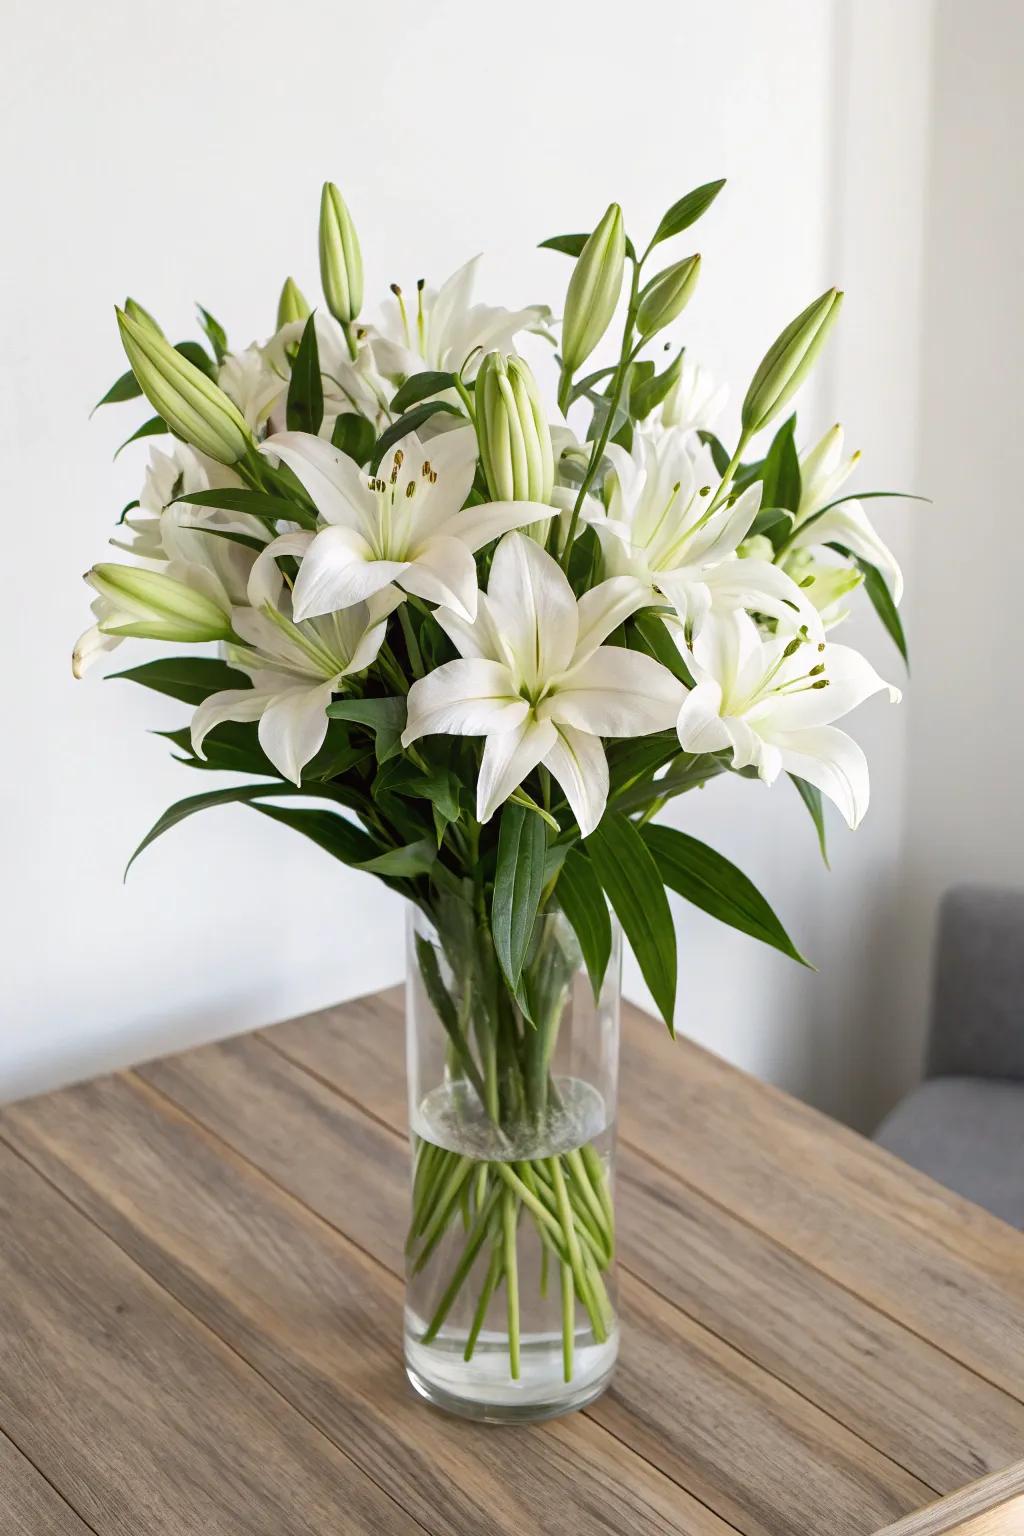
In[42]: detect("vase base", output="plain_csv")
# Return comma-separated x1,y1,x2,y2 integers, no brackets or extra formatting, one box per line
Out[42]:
404,1325,618,1424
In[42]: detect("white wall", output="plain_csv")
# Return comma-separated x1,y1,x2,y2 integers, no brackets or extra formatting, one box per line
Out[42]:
2,0,932,1111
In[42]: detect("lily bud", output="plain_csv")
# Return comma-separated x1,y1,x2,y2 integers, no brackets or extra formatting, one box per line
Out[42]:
636,254,701,338
277,276,311,330
319,182,363,324
561,203,626,374
741,287,843,435
116,307,253,465
86,563,233,643
124,297,163,335
475,352,554,505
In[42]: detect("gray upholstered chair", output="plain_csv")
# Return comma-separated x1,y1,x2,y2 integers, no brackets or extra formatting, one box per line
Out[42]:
873,886,1024,1228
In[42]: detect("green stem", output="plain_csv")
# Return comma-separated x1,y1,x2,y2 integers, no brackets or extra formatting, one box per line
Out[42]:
420,1180,502,1343
464,1238,503,1362
503,1186,521,1379
413,1155,475,1272
560,1261,575,1383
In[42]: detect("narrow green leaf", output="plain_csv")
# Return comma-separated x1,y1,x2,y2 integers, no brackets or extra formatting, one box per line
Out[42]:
326,696,406,762
110,656,249,705
854,554,908,666
92,368,143,412
172,487,317,529
641,823,810,966
371,402,462,470
538,233,591,256
492,803,547,990
198,525,267,554
585,813,677,1031
391,371,458,413
632,612,694,685
250,802,386,869
748,505,793,538
174,340,216,378
155,722,276,778
114,415,167,457
286,313,324,434
556,849,612,999
331,412,376,466
126,782,304,875
650,178,726,249
196,304,228,363
357,838,436,877
758,414,801,518
789,773,830,867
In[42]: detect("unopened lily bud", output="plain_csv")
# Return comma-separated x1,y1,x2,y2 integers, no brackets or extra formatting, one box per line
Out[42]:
561,203,626,374
741,287,843,434
319,182,363,324
636,254,701,338
86,563,233,643
277,276,311,330
476,352,554,505
124,297,164,335
116,307,253,465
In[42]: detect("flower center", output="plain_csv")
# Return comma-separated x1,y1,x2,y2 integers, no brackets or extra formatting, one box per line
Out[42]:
727,628,830,716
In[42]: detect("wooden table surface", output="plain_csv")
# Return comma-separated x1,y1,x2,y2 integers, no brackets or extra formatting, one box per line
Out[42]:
2,988,1023,1536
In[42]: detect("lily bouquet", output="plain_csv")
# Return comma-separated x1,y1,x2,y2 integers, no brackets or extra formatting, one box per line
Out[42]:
76,176,905,1420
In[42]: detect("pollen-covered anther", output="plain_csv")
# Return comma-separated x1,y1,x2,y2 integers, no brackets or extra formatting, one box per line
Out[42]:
405,481,417,499
812,678,830,689
421,460,433,479
428,470,438,484
699,485,711,497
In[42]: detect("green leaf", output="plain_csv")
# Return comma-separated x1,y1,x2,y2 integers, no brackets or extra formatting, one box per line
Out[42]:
174,340,216,378
641,823,810,966
632,612,694,685
326,696,407,762
538,233,591,257
556,848,612,999
114,415,167,457
126,782,304,875
371,402,463,470
198,525,267,554
606,732,679,794
758,414,801,518
196,304,228,364
250,802,383,868
585,812,677,1031
331,412,376,466
156,722,276,778
854,554,908,666
748,505,793,539
172,487,317,529
492,803,547,991
110,656,250,705
286,313,324,434
789,773,830,867
650,178,726,250
92,368,143,412
391,371,458,413
357,838,436,877
630,347,685,422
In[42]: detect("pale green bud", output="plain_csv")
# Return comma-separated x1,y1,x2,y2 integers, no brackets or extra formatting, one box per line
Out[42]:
636,254,701,338
116,307,253,465
561,203,626,375
277,276,311,330
476,352,554,505
319,182,363,324
86,563,233,643
741,287,843,435
124,297,164,335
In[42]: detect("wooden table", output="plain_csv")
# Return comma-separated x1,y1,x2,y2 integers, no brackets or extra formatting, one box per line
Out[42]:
2,989,1023,1536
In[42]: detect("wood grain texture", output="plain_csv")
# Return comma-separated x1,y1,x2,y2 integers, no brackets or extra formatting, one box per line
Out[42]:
0,1140,421,1536
237,991,1024,1493
0,1433,94,1536
872,1460,1024,1534
2,1073,733,1536
136,1036,935,1534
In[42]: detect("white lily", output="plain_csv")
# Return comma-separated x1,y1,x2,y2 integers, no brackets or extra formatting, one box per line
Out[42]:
674,607,900,827
190,541,400,785
371,257,550,382
658,355,728,436
218,344,288,431
258,425,553,623
786,425,904,603
596,427,821,638
402,532,683,834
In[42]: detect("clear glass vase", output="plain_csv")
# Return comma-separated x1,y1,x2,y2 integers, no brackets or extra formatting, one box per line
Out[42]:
403,902,621,1422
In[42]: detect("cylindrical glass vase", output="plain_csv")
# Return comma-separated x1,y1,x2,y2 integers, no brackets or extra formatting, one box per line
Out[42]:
404,902,620,1422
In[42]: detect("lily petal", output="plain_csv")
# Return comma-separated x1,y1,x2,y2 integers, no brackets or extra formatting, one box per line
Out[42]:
292,526,406,621
543,647,684,736
754,642,900,730
702,558,824,638
675,678,732,755
543,725,610,838
771,724,871,828
439,499,555,553
257,679,336,785
798,499,904,604
434,591,505,663
260,431,374,533
191,686,270,759
486,532,578,690
246,530,315,610
402,658,526,745
477,716,558,824
573,576,650,663
398,535,479,621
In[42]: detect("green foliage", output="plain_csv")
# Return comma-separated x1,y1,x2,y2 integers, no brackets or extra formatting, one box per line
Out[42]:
326,696,406,762
585,813,677,1031
331,412,376,465
492,803,547,991
555,849,612,999
649,178,726,250
110,656,249,705
789,774,830,867
196,305,228,364
286,313,324,433
391,371,458,412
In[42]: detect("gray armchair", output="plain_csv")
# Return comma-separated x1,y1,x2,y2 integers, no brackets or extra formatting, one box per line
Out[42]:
873,886,1024,1228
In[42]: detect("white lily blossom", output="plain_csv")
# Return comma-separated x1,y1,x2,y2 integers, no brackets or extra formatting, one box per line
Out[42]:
372,257,550,382
218,344,287,431
595,427,821,638
402,532,683,834
263,312,393,434
190,540,401,785
658,355,728,436
786,425,904,603
674,607,900,827
258,426,553,623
